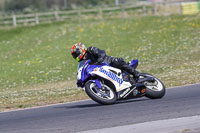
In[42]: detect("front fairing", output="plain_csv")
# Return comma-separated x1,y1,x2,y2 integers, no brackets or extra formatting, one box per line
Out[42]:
77,60,86,81
77,60,100,87
77,60,88,85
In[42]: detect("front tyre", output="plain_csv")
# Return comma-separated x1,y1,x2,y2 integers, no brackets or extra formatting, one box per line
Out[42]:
85,81,117,105
140,73,166,99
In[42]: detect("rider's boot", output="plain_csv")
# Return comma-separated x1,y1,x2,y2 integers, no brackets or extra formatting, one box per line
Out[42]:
122,63,139,78
126,68,140,85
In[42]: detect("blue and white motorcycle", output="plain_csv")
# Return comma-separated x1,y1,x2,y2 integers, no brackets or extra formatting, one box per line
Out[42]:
77,59,165,105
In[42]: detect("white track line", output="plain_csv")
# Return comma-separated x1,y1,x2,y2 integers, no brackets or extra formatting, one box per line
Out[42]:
79,115,200,133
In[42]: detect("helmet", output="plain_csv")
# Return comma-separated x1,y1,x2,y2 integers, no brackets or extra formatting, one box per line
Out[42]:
70,42,87,62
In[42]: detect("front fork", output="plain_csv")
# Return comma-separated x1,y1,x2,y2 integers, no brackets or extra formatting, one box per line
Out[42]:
81,79,102,91
90,79,111,97
91,79,102,89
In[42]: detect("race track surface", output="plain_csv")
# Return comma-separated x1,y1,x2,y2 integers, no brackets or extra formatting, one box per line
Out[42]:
0,84,200,133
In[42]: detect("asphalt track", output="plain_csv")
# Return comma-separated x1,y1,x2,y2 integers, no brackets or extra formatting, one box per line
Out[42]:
0,84,200,133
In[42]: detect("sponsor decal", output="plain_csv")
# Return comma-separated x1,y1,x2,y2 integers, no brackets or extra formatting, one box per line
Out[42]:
120,88,130,97
99,67,123,84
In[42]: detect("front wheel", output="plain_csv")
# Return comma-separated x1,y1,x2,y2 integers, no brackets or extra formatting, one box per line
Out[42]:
85,81,117,105
139,73,166,99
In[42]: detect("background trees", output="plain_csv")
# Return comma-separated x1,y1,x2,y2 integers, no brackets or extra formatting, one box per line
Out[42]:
0,0,125,13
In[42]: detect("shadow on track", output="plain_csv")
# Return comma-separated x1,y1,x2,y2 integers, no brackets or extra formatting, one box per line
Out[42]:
54,98,149,109
67,103,102,108
117,98,149,104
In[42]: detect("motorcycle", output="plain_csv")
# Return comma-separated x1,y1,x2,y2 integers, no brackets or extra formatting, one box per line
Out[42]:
76,59,165,105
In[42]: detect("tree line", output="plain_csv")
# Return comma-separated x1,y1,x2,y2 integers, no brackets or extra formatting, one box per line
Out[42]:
0,0,127,13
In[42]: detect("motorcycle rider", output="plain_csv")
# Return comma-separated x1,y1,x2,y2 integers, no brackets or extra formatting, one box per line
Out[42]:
70,42,139,84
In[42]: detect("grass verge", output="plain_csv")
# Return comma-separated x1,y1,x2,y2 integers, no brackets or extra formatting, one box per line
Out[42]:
0,15,200,112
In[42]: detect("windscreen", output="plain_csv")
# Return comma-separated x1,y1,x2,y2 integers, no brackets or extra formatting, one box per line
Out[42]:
77,60,86,71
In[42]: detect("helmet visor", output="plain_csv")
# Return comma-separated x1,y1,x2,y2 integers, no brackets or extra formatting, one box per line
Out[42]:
72,48,81,59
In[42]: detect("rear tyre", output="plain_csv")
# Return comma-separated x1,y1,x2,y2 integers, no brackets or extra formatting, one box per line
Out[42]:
139,73,166,99
85,81,117,105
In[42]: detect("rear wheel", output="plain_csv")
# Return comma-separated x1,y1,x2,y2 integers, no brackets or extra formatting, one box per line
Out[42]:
85,81,117,105
139,73,166,99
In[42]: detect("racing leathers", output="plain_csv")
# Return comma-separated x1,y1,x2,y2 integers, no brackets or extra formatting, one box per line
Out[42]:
83,46,139,78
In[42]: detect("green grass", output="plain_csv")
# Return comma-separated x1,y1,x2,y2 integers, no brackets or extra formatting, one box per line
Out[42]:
0,15,200,111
